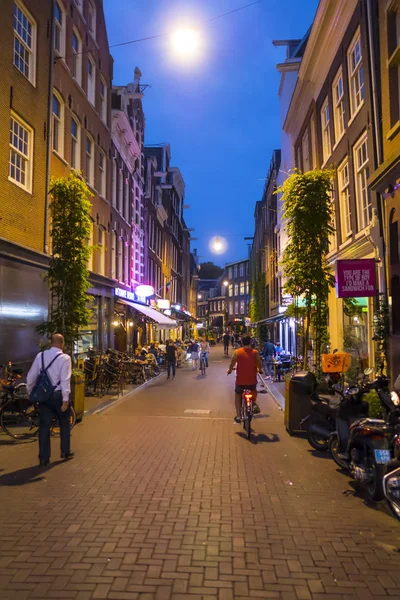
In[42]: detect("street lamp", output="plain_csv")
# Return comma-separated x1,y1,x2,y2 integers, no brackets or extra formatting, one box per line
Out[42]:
223,280,229,286
198,294,202,299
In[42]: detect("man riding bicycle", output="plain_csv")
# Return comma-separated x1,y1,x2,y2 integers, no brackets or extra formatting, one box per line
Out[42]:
227,335,263,423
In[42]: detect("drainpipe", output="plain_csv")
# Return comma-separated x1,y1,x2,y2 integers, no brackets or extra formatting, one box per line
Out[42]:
44,0,55,254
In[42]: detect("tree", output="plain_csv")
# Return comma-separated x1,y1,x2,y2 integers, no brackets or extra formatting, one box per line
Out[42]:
278,169,335,371
198,261,223,279
38,172,94,355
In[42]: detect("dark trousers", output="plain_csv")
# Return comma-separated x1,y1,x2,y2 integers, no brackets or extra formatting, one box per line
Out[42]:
167,359,176,378
39,391,70,461
224,343,229,354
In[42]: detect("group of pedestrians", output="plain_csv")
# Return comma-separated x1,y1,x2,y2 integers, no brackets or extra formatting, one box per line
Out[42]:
187,338,210,371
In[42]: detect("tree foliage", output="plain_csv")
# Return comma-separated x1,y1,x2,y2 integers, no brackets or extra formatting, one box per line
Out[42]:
278,169,336,370
38,172,94,355
198,261,223,279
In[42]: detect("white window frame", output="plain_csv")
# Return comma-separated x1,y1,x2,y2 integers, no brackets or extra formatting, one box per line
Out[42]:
9,112,33,193
239,263,244,277
100,76,107,125
13,1,37,86
333,67,345,143
234,284,239,296
98,227,106,276
87,0,97,40
72,28,82,85
54,1,66,58
87,54,96,106
321,97,332,165
240,281,245,295
111,158,117,207
234,301,239,314
98,149,106,197
353,132,370,231
111,231,117,278
117,238,123,281
228,284,233,297
348,29,365,117
338,157,352,242
70,114,80,170
52,90,64,157
85,135,94,188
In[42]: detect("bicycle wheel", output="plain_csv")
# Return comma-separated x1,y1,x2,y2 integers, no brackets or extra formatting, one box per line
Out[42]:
245,412,252,440
51,405,77,437
0,401,39,440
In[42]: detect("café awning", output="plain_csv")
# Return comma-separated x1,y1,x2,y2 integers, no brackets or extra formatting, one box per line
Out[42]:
117,299,177,329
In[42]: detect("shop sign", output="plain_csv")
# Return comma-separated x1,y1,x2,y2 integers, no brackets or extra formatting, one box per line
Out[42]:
115,287,137,302
336,259,376,298
157,299,170,309
281,293,294,307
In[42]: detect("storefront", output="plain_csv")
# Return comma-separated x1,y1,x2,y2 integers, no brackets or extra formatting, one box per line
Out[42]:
75,276,114,359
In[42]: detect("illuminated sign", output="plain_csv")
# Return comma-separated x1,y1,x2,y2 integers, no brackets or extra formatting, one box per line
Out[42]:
336,259,376,298
115,288,136,301
157,299,171,309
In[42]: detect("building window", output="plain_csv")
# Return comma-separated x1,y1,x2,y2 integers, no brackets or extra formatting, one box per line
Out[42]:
13,1,36,84
87,0,96,39
321,97,331,164
100,77,107,125
98,227,106,276
71,116,80,170
338,158,351,242
348,29,364,116
387,7,400,129
52,92,64,156
111,159,117,207
234,301,239,314
234,284,239,296
117,238,123,281
9,113,32,193
87,55,96,106
54,1,66,57
111,231,116,278
98,150,106,197
118,169,123,213
301,128,310,171
240,281,245,295
239,263,244,277
310,113,317,169
85,135,94,187
240,301,245,314
353,133,370,231
246,280,249,294
72,29,82,85
228,267,233,279
229,302,233,315
333,68,345,142
233,265,238,277
228,284,233,297
87,219,94,271
124,179,130,220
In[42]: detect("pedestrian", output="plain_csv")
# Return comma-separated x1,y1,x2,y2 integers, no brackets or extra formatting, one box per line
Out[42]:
262,338,276,379
188,339,199,370
166,339,178,380
223,332,230,356
26,333,73,467
275,341,283,356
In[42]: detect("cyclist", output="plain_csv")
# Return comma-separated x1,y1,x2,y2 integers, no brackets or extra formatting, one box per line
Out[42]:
227,334,263,423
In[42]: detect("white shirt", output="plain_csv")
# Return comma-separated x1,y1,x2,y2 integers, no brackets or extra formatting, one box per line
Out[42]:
26,347,72,403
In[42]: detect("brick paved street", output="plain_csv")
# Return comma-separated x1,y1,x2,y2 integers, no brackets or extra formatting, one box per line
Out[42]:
1,347,400,600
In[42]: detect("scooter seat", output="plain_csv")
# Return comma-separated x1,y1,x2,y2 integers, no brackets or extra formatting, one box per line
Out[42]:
318,394,341,409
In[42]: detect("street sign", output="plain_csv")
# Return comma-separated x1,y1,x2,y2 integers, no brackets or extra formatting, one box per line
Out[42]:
336,259,376,298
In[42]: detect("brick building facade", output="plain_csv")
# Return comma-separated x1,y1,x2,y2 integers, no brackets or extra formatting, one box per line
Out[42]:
0,0,53,369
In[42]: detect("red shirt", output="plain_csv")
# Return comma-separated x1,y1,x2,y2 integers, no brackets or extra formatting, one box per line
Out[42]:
235,347,259,386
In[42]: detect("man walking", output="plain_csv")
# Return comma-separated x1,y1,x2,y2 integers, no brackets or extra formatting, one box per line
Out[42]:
262,338,276,379
223,332,230,356
27,334,73,466
166,339,178,380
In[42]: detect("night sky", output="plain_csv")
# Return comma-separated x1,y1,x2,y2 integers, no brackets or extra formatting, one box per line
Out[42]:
104,0,319,265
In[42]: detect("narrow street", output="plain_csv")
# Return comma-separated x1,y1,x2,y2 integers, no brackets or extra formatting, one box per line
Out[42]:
1,348,400,600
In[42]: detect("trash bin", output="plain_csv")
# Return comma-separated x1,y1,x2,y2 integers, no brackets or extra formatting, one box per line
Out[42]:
285,371,317,435
71,371,85,422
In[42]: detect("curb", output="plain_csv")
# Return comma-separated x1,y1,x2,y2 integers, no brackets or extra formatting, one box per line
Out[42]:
86,370,166,416
258,374,285,410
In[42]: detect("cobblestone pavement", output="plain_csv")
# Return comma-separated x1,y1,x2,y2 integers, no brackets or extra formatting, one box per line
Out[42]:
1,347,400,600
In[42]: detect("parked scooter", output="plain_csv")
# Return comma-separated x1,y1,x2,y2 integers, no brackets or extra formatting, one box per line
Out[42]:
329,375,398,501
300,373,343,451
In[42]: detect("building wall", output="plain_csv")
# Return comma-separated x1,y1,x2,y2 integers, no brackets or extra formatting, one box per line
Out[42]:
0,0,52,252
225,259,250,323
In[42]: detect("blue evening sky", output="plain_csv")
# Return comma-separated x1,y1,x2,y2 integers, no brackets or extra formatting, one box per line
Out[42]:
103,0,319,265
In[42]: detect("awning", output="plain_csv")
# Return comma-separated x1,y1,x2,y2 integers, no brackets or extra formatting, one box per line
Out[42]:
117,299,177,329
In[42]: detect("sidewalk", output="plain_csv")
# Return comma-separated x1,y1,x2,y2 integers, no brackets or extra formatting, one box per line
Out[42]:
259,373,286,409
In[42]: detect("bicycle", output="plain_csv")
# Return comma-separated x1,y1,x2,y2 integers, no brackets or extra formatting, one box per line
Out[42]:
199,352,207,376
0,399,77,441
241,388,255,440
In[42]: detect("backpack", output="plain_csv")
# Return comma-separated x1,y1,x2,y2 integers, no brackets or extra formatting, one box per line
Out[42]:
29,352,61,404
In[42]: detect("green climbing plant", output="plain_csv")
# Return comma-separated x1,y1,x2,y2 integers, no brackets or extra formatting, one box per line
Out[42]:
37,172,95,356
278,169,336,371
249,271,266,339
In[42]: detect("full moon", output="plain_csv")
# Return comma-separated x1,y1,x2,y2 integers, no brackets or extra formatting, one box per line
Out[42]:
170,28,201,62
209,236,228,255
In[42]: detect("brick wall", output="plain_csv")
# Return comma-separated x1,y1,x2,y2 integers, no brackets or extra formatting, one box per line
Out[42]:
0,0,52,253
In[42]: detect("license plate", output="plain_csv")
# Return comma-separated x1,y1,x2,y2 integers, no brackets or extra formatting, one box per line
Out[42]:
375,449,391,464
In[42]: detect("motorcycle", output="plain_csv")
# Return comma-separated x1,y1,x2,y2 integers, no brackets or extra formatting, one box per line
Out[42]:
300,376,342,451
329,375,398,502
